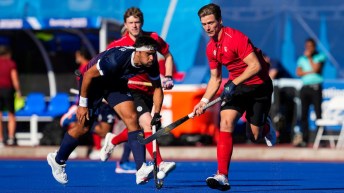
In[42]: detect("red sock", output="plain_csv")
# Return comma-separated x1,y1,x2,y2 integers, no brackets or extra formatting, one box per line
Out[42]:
217,131,233,176
92,134,102,150
111,128,128,145
145,131,163,165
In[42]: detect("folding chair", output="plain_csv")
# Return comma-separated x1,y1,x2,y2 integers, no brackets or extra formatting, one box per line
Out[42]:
15,92,46,116
42,92,70,117
313,96,344,149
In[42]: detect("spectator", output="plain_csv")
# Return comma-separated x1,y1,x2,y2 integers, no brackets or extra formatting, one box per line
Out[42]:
0,45,21,147
295,38,325,147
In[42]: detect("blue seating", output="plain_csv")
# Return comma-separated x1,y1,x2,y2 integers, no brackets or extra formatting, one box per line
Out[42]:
15,92,46,116
42,92,70,117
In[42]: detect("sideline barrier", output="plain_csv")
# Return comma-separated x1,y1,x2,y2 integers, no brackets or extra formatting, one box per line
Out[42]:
2,115,53,146
161,84,220,145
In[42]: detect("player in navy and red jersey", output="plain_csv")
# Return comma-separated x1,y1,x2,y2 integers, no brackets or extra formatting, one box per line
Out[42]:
47,36,163,185
193,3,276,191
100,7,176,178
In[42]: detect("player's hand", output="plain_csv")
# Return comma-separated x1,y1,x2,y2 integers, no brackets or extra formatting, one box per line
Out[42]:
193,101,207,116
76,106,89,124
151,113,162,129
221,80,237,102
162,76,174,90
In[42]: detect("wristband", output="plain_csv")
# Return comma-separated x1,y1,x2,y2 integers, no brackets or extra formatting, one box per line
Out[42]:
79,96,88,107
201,97,209,104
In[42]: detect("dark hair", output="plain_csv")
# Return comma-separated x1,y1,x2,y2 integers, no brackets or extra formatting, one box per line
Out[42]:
79,46,92,60
0,45,11,56
134,36,158,50
305,38,316,46
124,7,144,25
198,3,222,21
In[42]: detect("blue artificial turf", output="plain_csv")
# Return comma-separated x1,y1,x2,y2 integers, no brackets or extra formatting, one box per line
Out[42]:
0,160,344,193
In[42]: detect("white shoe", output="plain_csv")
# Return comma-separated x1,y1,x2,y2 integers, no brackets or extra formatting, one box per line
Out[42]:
47,151,68,184
89,149,100,160
69,150,78,159
136,163,154,185
100,133,116,161
206,174,230,191
158,161,176,179
115,161,137,174
264,116,277,147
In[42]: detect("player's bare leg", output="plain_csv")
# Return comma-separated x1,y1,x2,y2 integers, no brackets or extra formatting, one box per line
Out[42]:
114,101,153,184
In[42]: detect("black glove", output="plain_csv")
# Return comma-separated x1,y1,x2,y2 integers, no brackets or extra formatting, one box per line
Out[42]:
151,113,162,129
221,81,237,101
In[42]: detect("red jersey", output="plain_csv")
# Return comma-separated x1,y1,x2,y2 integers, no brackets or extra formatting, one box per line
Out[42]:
107,31,169,94
0,57,17,88
206,27,269,85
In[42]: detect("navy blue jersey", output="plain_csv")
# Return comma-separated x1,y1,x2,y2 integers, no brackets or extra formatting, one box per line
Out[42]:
86,46,161,86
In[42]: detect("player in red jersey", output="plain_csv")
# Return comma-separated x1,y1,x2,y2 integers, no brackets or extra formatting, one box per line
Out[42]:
100,7,176,178
193,3,276,191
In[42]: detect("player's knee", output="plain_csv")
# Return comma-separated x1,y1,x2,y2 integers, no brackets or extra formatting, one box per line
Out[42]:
249,135,260,143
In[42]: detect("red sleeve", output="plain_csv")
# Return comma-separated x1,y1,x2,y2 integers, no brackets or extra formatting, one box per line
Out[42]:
150,33,169,55
10,60,17,70
107,41,116,49
235,31,254,60
206,43,219,70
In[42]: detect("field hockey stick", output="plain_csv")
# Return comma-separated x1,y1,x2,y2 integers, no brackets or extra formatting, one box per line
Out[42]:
128,80,152,87
138,97,222,145
69,88,79,95
152,125,163,189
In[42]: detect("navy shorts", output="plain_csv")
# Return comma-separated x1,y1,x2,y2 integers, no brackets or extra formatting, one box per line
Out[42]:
91,102,116,129
0,88,15,113
221,79,273,126
78,76,132,127
131,90,153,117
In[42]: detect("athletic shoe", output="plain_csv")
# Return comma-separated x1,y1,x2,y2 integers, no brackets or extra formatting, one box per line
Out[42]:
206,174,230,191
60,105,77,127
0,141,4,148
69,150,78,159
158,161,176,179
264,116,277,147
115,161,137,174
100,133,116,161
6,138,15,146
136,163,154,185
47,151,68,184
89,149,100,160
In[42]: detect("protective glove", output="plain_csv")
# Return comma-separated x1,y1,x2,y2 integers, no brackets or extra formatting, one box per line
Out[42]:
163,76,174,90
221,80,237,101
151,113,162,129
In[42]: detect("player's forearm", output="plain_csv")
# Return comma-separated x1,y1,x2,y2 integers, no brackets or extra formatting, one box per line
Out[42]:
203,73,222,100
234,63,260,85
80,73,92,98
152,87,163,114
164,53,174,77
